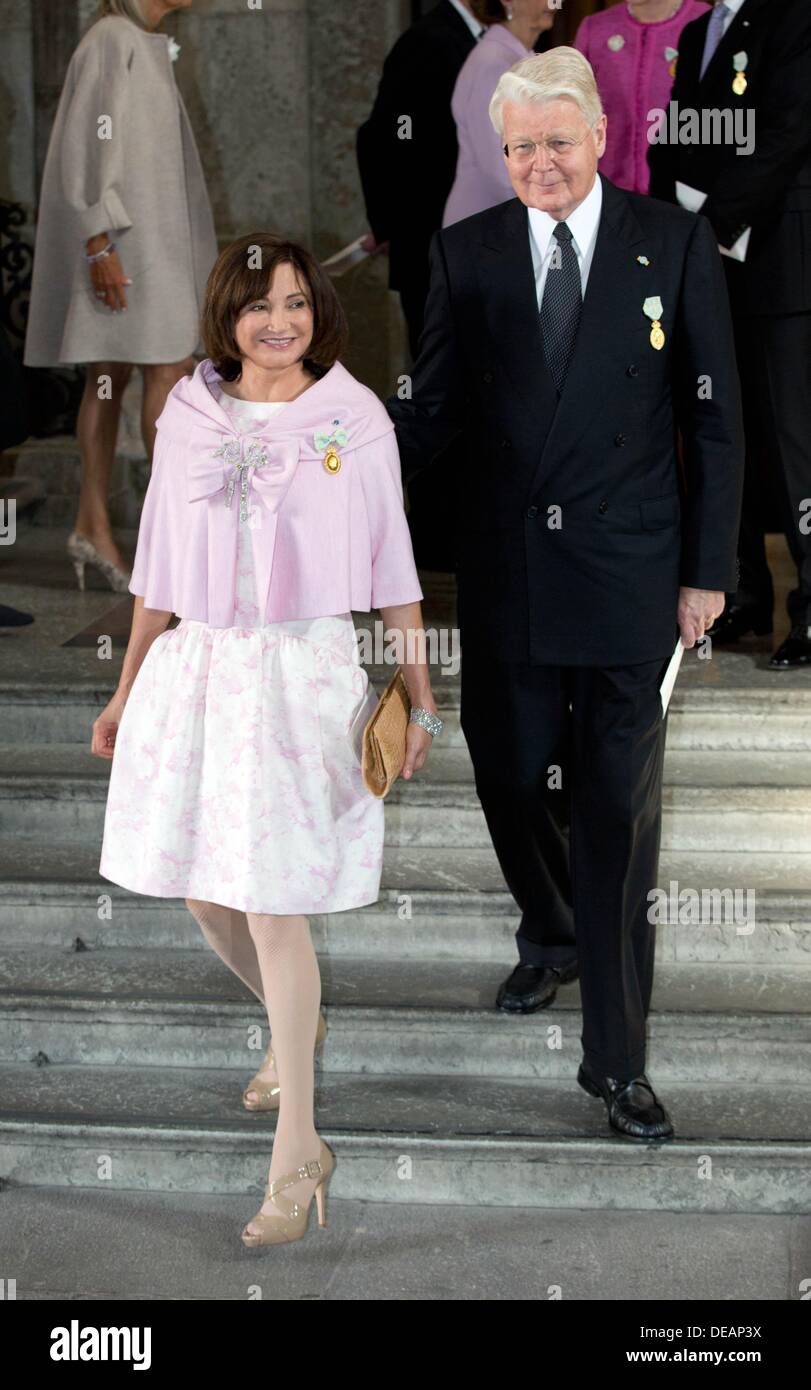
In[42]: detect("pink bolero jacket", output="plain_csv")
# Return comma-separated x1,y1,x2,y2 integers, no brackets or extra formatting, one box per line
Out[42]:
574,0,709,195
128,357,424,625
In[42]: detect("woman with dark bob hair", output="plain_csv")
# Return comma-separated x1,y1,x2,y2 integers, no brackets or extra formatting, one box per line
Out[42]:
92,231,442,1247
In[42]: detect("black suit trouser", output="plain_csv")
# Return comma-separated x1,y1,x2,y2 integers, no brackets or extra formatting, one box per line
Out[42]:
728,302,811,627
459,651,669,1080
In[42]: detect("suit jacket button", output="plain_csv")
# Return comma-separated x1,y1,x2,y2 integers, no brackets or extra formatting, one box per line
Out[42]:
598,500,608,514
527,504,539,518
501,438,512,449
626,364,639,377
614,433,627,446
483,370,494,383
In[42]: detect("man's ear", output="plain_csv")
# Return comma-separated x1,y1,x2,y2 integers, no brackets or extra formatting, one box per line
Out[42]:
595,114,608,158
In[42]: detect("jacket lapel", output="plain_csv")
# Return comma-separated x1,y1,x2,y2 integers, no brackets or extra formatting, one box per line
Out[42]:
698,0,766,87
526,174,657,501
477,197,560,438
477,176,659,506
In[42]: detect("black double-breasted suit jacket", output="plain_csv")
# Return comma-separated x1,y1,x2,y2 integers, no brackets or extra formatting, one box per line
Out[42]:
386,172,745,666
647,0,811,317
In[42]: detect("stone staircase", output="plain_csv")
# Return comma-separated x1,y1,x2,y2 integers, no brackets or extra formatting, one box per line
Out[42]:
0,569,810,1214
2,371,149,530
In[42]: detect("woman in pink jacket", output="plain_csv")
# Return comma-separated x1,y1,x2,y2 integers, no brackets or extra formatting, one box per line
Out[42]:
92,232,441,1247
574,0,709,195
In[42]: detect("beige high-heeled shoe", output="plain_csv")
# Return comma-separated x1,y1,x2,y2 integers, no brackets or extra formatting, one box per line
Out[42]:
240,1137,336,1247
67,530,131,593
242,1009,327,1111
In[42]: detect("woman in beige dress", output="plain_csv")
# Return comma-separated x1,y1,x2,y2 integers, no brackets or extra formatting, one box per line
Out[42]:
23,0,217,590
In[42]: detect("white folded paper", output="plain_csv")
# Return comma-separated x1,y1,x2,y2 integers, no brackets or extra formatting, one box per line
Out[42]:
675,181,751,262
660,637,686,715
320,236,372,278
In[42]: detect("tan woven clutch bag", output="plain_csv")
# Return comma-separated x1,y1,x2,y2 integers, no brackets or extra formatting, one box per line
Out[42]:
361,666,411,798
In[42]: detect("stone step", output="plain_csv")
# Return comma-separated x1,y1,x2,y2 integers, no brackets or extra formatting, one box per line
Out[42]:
1,743,810,853
6,437,145,528
5,740,811,787
2,1186,799,1302
1,668,811,747
2,947,809,1081
0,475,47,520
0,1064,808,1212
0,837,809,926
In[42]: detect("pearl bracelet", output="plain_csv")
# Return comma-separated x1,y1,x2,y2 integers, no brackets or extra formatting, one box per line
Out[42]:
409,706,443,737
86,241,116,263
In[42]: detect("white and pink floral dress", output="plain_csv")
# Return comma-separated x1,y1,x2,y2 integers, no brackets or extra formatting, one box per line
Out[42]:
98,387,382,914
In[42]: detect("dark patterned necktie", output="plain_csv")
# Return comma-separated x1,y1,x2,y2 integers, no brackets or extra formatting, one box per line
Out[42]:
540,221,582,395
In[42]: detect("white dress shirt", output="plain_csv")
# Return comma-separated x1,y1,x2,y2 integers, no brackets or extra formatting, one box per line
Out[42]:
446,0,485,41
527,172,603,309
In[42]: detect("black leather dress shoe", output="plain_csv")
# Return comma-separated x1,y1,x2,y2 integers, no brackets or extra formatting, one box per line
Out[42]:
706,602,772,645
496,960,579,1014
577,1061,674,1141
768,625,811,669
0,604,34,629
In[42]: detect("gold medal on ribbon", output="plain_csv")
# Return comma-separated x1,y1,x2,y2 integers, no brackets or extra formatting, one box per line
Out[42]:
314,421,347,474
732,51,748,96
643,295,665,350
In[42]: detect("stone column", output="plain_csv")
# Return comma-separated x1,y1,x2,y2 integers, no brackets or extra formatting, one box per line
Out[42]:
163,0,409,396
309,0,410,398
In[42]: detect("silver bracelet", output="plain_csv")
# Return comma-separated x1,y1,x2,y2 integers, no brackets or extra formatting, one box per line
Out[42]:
86,240,116,263
409,706,443,737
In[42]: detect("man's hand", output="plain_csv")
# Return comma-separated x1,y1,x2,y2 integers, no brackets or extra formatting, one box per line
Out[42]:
677,586,725,649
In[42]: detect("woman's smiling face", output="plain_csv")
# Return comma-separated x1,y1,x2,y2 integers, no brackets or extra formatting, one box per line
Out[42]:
233,260,315,370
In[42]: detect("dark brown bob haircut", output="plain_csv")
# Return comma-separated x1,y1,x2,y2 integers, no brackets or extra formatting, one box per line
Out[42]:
201,231,349,382
470,0,509,25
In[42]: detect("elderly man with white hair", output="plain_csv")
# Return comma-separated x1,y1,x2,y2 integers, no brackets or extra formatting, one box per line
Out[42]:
387,47,744,1142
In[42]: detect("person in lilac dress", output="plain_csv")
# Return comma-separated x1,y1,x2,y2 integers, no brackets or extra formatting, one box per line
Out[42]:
574,0,709,195
443,0,555,226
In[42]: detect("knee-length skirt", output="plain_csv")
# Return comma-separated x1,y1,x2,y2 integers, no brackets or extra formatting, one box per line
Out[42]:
98,613,384,914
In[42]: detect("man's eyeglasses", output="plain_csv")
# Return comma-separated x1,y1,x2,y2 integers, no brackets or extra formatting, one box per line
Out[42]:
503,125,598,164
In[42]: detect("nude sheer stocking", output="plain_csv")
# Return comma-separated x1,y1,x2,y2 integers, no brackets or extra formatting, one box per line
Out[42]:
185,898,280,1100
186,900,323,1234
242,911,322,1234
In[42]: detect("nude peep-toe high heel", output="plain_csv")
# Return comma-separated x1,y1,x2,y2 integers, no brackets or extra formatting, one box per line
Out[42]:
240,1137,336,1247
241,1009,327,1111
67,530,131,593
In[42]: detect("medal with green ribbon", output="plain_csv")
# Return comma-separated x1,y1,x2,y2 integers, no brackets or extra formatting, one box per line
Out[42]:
732,51,748,96
314,420,348,474
643,296,665,351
